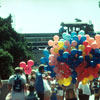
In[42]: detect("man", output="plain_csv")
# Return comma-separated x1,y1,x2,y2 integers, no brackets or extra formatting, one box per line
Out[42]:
8,67,26,100
35,64,45,100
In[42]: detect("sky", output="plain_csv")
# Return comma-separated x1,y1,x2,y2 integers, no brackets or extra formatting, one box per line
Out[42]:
0,0,100,33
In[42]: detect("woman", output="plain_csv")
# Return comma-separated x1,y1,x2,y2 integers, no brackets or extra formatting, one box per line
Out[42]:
65,82,77,100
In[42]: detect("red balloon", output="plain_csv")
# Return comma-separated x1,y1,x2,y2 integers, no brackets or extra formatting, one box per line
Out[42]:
19,61,26,68
83,40,88,47
27,60,34,67
85,45,91,54
24,65,32,75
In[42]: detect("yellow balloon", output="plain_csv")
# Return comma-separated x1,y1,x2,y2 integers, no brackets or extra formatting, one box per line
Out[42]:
82,78,88,85
88,75,94,81
70,46,76,51
78,45,85,51
88,53,93,59
58,41,64,48
68,76,72,81
63,78,71,86
54,47,59,54
58,79,64,85
82,51,86,57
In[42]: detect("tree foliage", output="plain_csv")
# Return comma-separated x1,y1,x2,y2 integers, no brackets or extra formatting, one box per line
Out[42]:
0,15,34,79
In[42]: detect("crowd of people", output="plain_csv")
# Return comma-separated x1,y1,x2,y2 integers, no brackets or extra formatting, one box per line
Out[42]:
0,64,100,100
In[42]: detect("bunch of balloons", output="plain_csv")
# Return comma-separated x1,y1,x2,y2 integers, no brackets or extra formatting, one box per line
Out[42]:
40,30,100,86
19,60,34,75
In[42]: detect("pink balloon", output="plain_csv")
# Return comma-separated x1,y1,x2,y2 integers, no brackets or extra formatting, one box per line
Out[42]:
50,48,55,54
71,40,77,47
24,65,32,75
85,34,90,41
48,40,54,46
49,54,55,60
48,60,54,66
19,61,26,68
64,40,70,47
53,67,59,73
88,38,94,45
91,41,98,49
53,35,59,42
78,35,81,40
56,73,64,79
27,60,34,67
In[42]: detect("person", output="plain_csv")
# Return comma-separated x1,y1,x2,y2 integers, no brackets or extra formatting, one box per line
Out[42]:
56,84,64,100
78,81,91,100
43,74,52,100
65,82,77,100
35,64,45,100
50,80,57,100
92,81,100,100
8,67,26,100
25,85,39,100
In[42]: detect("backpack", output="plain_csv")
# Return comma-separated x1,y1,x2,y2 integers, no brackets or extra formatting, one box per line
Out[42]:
13,75,23,92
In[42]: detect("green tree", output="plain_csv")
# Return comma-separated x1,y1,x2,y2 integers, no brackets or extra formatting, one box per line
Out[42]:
0,15,34,79
0,49,14,79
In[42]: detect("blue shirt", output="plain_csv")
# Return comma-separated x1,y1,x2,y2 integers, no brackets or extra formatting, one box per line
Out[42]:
35,72,44,93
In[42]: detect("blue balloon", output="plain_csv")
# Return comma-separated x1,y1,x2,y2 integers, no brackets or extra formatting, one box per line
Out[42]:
59,49,64,56
63,52,69,58
43,49,49,57
77,50,82,56
62,33,67,39
78,30,85,35
71,49,77,55
90,60,96,67
73,35,79,42
40,57,46,64
65,34,71,41
78,56,84,62
71,31,77,37
80,36,86,43
57,56,62,62
72,71,77,78
85,55,90,62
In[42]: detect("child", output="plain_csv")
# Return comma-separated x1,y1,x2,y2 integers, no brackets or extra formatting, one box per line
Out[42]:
25,85,39,100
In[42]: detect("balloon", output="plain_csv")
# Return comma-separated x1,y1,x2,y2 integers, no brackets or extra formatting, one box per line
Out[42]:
78,45,85,51
43,49,49,57
88,75,94,81
77,50,82,56
78,35,81,40
48,40,54,46
71,49,77,55
73,35,79,42
19,61,26,68
53,67,59,73
91,41,98,49
58,79,64,85
71,40,77,47
85,45,91,54
78,30,85,35
82,78,88,85
48,60,54,66
58,41,64,48
59,49,64,55
83,40,88,47
40,57,46,64
71,31,77,37
24,65,32,75
27,60,34,67
85,34,90,41
80,36,86,43
78,56,84,63
53,35,59,42
56,73,64,79
64,40,70,47
62,52,69,58
63,78,71,86
50,48,55,54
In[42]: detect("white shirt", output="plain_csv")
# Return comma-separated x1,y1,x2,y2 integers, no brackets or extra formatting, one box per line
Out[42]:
78,82,91,95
